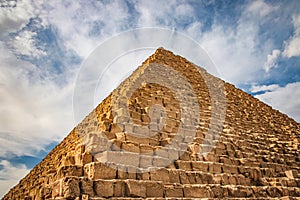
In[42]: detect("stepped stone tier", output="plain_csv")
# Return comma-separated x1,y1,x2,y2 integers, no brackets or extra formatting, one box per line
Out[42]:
3,48,300,200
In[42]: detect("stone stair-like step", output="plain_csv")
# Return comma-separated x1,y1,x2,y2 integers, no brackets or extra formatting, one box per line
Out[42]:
262,177,300,187
163,184,300,198
50,177,166,199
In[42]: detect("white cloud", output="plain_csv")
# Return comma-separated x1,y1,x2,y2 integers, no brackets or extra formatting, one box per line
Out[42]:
135,0,195,27
255,82,300,122
0,160,29,198
0,0,35,39
250,84,280,93
0,42,75,157
246,0,276,18
194,0,279,84
263,49,281,72
283,15,300,58
8,30,46,58
283,37,300,58
39,0,132,58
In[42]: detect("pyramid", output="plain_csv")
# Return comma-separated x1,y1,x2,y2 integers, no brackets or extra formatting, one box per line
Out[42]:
3,48,300,200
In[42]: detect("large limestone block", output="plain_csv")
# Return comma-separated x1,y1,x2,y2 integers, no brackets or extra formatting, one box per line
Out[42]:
94,180,114,197
149,168,169,182
125,180,147,198
80,177,94,196
164,184,184,197
145,181,164,197
61,177,80,199
56,165,83,179
84,162,116,179
183,185,212,198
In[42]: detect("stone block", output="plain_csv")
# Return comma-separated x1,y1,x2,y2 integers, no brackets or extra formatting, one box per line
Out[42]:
178,151,191,161
211,185,228,199
150,168,169,182
191,161,209,172
228,175,237,185
184,185,212,198
136,169,150,180
186,172,198,184
228,186,253,197
116,165,127,179
164,184,183,197
179,171,189,184
61,177,80,199
114,180,126,197
57,166,83,179
146,181,164,197
152,156,169,167
209,163,222,174
80,177,94,196
168,169,180,183
125,180,146,198
94,180,114,197
125,133,150,145
139,144,155,154
95,151,140,167
199,172,213,184
84,162,116,180
139,155,153,168
82,152,93,165
121,141,140,153
175,160,191,170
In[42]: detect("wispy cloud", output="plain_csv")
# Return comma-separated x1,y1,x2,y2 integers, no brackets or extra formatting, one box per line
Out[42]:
0,160,29,198
194,0,278,84
283,15,300,58
250,84,280,93
8,30,46,58
0,42,75,157
255,82,300,122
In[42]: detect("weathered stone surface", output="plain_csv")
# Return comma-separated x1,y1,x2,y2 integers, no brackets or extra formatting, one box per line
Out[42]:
80,177,94,196
3,48,300,200
84,162,116,180
183,185,212,198
164,184,183,197
57,165,83,179
125,180,146,198
149,168,169,182
145,181,164,197
61,177,80,199
94,180,114,197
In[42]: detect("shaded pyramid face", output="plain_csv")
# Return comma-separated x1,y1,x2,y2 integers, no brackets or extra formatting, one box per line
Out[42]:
3,48,300,200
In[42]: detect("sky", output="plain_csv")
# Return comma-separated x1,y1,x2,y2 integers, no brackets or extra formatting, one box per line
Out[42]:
0,0,300,197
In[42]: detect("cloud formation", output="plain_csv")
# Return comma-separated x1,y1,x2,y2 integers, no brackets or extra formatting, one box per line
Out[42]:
0,160,29,198
264,49,281,73
255,82,300,122
0,42,75,157
283,15,300,58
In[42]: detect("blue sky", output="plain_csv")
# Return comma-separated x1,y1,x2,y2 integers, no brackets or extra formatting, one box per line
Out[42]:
0,0,300,197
